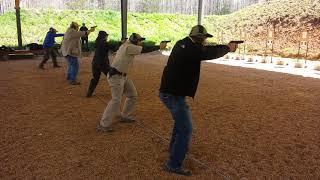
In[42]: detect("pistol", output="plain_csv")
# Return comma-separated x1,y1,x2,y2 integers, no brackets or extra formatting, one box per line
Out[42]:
230,40,244,44
91,26,97,29
161,40,171,43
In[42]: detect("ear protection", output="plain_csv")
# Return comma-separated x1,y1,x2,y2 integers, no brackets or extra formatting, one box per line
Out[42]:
49,27,55,32
129,33,139,45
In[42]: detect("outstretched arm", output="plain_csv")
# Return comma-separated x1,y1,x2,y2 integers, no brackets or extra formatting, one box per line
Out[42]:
54,33,64,37
141,45,160,53
201,45,230,60
141,41,167,53
201,42,238,60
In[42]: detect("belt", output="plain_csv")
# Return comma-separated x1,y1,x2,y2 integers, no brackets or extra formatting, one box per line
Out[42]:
109,67,126,78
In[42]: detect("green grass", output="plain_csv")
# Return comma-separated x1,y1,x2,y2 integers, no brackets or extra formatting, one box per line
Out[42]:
0,9,196,48
0,0,319,58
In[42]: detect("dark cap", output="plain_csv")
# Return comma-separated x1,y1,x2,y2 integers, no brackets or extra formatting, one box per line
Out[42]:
129,33,145,43
98,31,109,38
49,27,57,32
189,25,213,38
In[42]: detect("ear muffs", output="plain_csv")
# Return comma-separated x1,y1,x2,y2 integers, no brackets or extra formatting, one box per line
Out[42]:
129,33,138,45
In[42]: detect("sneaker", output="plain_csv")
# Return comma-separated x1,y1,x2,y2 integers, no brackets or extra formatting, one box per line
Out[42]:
120,117,136,123
163,163,192,176
96,124,113,132
38,65,45,70
53,65,61,68
70,81,81,85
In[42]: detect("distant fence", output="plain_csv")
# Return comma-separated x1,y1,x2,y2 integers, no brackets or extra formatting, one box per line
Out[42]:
0,0,263,15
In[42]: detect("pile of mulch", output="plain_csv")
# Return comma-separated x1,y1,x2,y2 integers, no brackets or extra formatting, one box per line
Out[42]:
1,54,319,179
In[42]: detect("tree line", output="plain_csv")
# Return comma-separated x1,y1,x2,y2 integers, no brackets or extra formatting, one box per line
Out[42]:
1,0,267,15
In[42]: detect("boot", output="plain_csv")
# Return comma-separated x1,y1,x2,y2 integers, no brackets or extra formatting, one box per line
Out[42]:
38,63,45,69
86,79,97,97
70,80,81,85
53,64,61,68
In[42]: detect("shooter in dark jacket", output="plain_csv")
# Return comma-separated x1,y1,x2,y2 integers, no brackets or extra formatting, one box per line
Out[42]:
86,31,110,97
159,25,239,176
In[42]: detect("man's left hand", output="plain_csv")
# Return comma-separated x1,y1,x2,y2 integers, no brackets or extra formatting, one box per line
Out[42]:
160,42,167,50
227,42,238,52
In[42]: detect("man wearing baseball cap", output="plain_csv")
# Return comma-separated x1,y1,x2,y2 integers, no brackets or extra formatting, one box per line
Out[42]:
97,33,167,132
38,27,64,69
61,22,96,85
159,25,238,176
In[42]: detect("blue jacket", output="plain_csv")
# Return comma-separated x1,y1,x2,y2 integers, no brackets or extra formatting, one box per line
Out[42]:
43,32,64,48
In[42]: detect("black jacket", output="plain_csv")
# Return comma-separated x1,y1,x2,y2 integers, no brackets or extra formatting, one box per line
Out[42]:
92,39,110,68
80,26,88,40
160,37,230,97
79,26,88,32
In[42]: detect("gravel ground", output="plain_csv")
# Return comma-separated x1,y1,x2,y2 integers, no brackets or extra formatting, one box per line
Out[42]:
1,53,319,179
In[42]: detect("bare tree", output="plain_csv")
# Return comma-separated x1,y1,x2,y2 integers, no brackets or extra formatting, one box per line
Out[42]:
0,0,262,15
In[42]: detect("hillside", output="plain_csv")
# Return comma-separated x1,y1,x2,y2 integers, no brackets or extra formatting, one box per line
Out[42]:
204,0,320,60
0,0,319,59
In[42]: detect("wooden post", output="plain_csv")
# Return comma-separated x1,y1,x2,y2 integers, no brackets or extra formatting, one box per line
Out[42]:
241,30,247,60
265,24,275,63
238,29,242,55
121,0,128,40
270,24,275,63
264,27,268,61
198,0,203,25
15,0,23,49
300,31,309,64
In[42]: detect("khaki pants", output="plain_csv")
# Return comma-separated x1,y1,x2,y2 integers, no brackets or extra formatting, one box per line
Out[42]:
100,74,138,127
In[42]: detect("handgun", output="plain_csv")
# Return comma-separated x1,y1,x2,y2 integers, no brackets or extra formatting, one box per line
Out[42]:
230,40,244,44
91,26,97,29
161,40,171,43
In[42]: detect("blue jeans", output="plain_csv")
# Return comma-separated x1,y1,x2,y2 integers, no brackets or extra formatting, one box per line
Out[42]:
159,92,192,169
66,56,79,81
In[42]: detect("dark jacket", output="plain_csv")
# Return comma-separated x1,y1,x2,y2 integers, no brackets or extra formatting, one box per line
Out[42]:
92,38,110,68
80,26,88,32
160,37,230,97
80,26,88,39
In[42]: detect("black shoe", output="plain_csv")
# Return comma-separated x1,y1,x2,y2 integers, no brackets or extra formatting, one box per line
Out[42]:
53,65,61,68
69,81,81,85
38,65,45,70
86,92,92,98
120,117,136,123
163,163,192,176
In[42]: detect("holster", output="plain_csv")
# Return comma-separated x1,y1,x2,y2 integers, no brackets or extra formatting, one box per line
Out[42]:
108,67,126,78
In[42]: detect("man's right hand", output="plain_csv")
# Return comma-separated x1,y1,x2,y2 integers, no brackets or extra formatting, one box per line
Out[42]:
89,26,97,33
227,42,238,52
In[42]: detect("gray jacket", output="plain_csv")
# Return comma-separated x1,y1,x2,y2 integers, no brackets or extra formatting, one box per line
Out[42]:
61,28,86,57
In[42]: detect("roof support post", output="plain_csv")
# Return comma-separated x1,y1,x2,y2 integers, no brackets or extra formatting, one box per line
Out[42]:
15,0,22,49
121,0,128,39
197,0,203,25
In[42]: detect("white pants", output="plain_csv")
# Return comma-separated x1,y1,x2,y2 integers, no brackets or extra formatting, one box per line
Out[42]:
100,74,138,127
